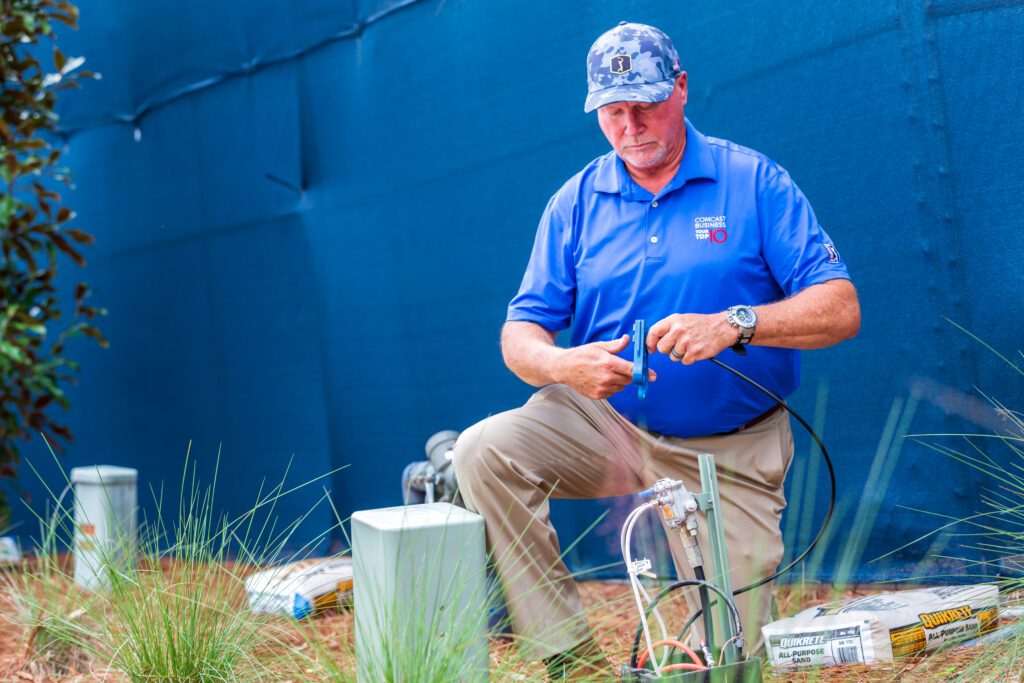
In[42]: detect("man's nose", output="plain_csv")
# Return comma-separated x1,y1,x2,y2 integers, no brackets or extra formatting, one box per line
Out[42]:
623,108,644,136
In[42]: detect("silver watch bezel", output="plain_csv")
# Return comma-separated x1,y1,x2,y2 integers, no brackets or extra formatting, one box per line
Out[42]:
726,305,757,345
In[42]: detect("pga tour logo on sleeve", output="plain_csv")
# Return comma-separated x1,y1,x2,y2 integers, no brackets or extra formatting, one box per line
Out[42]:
824,242,840,263
694,216,728,243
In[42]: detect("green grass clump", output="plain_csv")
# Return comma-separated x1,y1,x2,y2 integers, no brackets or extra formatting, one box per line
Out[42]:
5,444,340,681
876,326,1024,680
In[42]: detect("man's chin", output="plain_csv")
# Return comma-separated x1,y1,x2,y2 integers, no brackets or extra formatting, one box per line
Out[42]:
614,143,671,169
621,154,664,170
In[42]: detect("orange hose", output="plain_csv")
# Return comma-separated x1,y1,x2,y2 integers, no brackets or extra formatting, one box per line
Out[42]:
636,639,706,669
661,662,708,672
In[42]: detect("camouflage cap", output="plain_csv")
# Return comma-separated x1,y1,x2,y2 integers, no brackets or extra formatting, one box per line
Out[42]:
584,22,682,113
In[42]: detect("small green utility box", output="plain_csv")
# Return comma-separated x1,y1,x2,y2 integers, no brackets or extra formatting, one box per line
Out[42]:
352,502,488,682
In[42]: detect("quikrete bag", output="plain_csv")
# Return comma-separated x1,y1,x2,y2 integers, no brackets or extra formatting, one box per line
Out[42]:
762,584,999,668
245,557,354,619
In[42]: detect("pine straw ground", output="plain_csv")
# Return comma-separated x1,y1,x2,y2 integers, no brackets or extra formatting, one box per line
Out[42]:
0,571,1019,682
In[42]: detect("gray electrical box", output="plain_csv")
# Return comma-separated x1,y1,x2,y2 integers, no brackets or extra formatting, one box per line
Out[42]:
71,465,137,591
352,502,488,682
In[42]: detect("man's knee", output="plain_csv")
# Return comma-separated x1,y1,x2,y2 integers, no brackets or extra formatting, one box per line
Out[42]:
730,538,785,580
452,418,490,490
453,414,521,503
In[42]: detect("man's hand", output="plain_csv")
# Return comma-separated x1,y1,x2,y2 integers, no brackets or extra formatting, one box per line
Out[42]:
642,280,862,365
646,313,736,365
554,334,657,400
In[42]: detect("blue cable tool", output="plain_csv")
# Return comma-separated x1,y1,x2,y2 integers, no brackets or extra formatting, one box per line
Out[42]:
632,319,648,399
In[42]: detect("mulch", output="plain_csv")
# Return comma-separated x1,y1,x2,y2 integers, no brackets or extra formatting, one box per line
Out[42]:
0,568,1018,681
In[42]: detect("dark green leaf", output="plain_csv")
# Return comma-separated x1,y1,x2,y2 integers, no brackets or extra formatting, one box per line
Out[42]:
0,194,14,227
0,341,26,362
81,325,108,348
11,238,38,272
50,233,85,266
65,228,93,244
32,181,60,201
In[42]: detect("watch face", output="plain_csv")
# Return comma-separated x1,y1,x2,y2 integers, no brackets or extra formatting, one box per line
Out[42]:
734,307,755,327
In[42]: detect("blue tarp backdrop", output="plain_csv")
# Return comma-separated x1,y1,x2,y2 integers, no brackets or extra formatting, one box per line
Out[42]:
10,0,1024,582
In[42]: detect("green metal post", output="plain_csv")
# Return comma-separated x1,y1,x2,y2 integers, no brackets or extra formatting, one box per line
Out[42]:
698,452,738,665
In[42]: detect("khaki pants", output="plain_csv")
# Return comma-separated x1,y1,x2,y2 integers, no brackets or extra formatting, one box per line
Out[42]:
452,384,794,661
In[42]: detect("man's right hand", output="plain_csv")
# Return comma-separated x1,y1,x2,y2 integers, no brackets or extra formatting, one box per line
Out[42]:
554,334,657,400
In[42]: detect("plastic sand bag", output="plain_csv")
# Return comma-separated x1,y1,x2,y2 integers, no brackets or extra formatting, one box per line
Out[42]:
762,584,999,669
246,556,354,619
0,536,21,564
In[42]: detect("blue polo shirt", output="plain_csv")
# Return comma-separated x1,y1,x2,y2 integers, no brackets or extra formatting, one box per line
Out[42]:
507,119,851,438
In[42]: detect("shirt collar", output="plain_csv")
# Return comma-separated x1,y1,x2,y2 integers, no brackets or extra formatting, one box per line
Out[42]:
592,118,718,197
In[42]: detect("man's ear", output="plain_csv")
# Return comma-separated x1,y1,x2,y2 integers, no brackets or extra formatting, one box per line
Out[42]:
677,72,688,106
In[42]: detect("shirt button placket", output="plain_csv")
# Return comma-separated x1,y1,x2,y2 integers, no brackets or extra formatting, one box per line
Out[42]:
646,199,662,258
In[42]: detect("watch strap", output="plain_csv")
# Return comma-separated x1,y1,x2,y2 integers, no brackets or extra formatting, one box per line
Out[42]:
726,305,757,346
735,326,755,345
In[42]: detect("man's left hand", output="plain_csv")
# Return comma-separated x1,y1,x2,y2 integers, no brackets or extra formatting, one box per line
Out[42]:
646,312,736,365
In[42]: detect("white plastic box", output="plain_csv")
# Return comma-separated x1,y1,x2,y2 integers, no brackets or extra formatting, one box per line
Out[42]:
352,502,488,682
71,465,137,590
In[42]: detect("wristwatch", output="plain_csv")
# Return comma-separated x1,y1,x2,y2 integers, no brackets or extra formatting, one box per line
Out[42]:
726,305,757,354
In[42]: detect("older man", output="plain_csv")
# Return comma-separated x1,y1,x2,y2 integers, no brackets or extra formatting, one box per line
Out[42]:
454,21,860,678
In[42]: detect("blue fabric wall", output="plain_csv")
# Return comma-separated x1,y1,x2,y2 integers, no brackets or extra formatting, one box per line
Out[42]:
10,0,1024,581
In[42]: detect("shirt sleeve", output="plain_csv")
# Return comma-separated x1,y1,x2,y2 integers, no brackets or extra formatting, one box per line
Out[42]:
506,193,576,332
758,168,851,296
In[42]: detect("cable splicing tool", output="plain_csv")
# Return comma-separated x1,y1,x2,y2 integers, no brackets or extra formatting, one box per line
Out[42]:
633,319,649,399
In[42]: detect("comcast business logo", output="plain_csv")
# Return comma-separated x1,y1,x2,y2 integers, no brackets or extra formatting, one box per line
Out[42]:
694,215,728,243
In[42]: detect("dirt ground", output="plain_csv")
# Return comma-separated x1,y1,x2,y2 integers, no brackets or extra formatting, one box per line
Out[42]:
0,574,1019,682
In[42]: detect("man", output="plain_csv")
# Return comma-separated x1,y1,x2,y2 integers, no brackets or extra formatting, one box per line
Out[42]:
453,21,860,678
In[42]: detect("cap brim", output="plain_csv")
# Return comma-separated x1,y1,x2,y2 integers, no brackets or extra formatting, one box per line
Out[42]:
584,80,675,113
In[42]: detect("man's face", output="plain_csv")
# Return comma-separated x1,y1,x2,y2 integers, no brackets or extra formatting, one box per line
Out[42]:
596,74,688,171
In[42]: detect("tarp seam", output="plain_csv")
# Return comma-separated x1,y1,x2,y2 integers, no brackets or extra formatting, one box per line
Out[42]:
55,0,426,139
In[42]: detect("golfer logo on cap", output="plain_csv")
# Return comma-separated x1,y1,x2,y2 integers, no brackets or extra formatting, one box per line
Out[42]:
609,54,632,74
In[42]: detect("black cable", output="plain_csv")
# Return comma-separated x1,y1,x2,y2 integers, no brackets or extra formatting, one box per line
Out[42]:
628,579,744,669
708,356,837,594
693,565,714,650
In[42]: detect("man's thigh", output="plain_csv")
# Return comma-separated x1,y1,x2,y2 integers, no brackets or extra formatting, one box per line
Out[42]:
655,410,794,567
655,410,793,496
454,384,653,500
